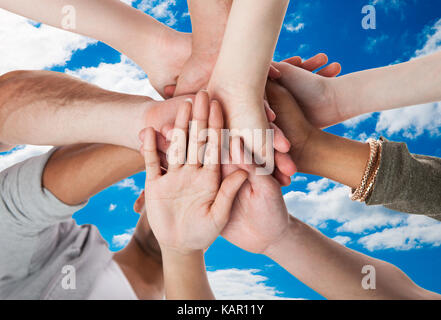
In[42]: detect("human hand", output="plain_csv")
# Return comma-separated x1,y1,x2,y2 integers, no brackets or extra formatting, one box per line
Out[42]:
137,29,193,98
142,91,248,255
265,80,317,170
172,51,219,97
272,53,342,128
207,79,296,185
221,138,291,254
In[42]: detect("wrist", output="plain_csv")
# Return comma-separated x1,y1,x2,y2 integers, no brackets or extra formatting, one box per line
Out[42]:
294,127,371,189
263,216,301,259
333,74,364,122
291,126,322,173
161,247,205,265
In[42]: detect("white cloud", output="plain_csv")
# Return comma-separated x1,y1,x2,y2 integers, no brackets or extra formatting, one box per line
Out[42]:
283,178,441,251
208,268,302,300
284,12,305,33
371,0,406,12
109,204,118,212
284,22,305,33
137,0,178,26
376,102,441,138
0,9,96,75
115,178,143,195
374,19,441,138
332,236,351,246
358,215,441,251
415,19,441,58
120,0,136,5
292,175,308,182
284,179,406,233
112,228,135,248
365,34,389,53
65,55,162,98
0,145,52,172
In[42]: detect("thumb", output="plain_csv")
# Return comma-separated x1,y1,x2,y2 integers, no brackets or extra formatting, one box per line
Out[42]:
210,170,248,230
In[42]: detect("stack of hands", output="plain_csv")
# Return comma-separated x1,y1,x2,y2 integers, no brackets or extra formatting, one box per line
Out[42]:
0,0,440,300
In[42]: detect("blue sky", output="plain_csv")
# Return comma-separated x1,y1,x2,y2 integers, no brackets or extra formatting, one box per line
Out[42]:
0,0,440,299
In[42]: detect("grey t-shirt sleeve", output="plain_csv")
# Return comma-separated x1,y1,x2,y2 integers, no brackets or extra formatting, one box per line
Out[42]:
366,138,441,220
0,149,87,281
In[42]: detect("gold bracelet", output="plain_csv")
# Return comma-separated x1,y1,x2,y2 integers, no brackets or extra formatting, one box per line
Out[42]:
350,139,379,202
360,140,383,202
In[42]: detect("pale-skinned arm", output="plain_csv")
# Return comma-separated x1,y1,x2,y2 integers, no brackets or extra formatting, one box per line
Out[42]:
0,70,190,151
0,0,192,96
274,51,441,128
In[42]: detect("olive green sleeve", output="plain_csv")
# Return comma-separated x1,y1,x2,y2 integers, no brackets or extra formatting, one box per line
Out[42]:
365,138,441,221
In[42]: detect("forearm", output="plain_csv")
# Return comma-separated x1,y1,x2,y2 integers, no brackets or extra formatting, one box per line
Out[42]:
335,51,441,120
265,217,440,299
43,144,145,205
209,0,289,94
162,249,215,300
294,128,370,189
0,70,149,150
187,0,232,56
0,0,168,67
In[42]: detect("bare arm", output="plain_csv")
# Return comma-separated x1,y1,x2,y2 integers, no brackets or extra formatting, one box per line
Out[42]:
275,51,441,128
268,60,441,216
265,216,441,300
209,0,289,96
43,144,145,205
220,141,440,299
336,50,441,120
0,70,189,151
267,80,369,189
173,0,232,95
162,250,215,300
0,0,191,95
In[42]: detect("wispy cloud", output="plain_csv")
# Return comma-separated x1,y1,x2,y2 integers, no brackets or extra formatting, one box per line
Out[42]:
284,179,441,251
375,19,441,138
65,55,162,99
112,227,135,248
137,0,178,26
365,34,389,53
115,178,143,195
0,145,52,172
0,9,96,75
208,268,303,300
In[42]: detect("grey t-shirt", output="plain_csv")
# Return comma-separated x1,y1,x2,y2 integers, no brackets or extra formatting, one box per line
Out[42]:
0,149,113,299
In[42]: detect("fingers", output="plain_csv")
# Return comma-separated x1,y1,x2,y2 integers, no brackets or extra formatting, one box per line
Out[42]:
167,99,192,170
317,62,342,78
275,150,297,178
299,53,328,71
269,64,282,80
264,100,277,122
281,53,340,76
187,91,210,167
271,122,291,153
274,168,292,187
164,85,176,98
203,100,224,171
210,170,248,230
283,56,302,66
143,127,162,182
